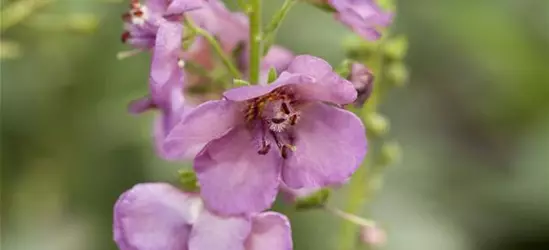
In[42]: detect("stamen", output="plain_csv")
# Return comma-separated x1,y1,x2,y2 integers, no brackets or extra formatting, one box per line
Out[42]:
122,13,131,21
289,114,298,125
280,147,287,158
258,143,271,155
271,117,286,124
281,102,291,114
121,31,131,43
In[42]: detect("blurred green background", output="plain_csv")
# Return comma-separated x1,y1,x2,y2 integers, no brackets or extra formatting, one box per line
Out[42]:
2,0,549,249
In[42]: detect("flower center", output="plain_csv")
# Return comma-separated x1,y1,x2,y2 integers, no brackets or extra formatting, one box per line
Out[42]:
122,0,149,26
245,89,300,158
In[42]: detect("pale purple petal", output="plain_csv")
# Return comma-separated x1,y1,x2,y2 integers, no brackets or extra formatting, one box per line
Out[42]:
114,183,202,250
285,55,333,80
188,209,251,250
245,212,293,250
163,100,241,159
165,0,204,16
223,72,315,101
329,0,393,41
282,103,367,188
145,0,169,15
262,46,294,73
149,21,183,98
194,126,282,215
286,55,357,104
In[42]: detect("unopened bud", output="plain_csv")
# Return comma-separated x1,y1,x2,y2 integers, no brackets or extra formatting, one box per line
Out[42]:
386,62,408,87
379,141,401,166
344,35,378,60
178,169,199,192
383,35,408,61
364,112,389,136
348,63,374,107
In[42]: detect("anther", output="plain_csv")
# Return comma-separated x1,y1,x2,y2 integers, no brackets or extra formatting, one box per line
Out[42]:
289,114,298,125
281,102,291,115
121,31,131,43
271,118,286,124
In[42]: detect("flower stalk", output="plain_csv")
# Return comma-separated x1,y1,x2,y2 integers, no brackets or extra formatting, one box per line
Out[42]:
248,0,262,83
263,0,296,54
338,38,389,250
184,16,242,79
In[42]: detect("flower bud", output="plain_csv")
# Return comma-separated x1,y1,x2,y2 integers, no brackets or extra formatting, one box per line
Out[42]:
364,112,390,136
383,35,408,61
386,62,409,87
348,63,374,107
178,169,199,192
379,141,402,166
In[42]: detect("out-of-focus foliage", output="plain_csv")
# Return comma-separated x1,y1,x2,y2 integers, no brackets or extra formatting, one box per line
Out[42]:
2,0,549,250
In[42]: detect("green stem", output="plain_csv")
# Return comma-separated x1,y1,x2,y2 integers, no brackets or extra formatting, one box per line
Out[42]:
338,41,387,250
263,0,296,54
184,16,242,79
248,0,262,84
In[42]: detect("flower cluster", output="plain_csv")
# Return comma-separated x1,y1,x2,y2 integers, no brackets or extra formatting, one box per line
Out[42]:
113,0,393,249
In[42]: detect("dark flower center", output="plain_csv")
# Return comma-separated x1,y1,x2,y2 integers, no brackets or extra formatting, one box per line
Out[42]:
245,88,300,158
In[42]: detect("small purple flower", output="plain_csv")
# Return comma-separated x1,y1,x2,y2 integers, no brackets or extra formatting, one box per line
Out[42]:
328,0,393,40
121,0,203,49
114,183,293,250
128,20,193,160
164,55,367,215
348,63,374,107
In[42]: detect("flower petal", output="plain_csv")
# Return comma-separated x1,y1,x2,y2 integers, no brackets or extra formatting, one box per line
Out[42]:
114,183,203,250
285,55,333,80
245,212,293,250
286,55,357,104
165,0,204,16
163,100,240,159
189,209,251,250
223,72,315,101
149,21,183,99
282,103,367,188
194,126,282,215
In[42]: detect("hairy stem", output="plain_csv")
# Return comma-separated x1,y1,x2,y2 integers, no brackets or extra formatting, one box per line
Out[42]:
184,16,242,79
248,0,262,83
338,40,387,250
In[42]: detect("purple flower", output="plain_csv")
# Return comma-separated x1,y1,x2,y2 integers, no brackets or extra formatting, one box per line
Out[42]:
164,55,367,215
128,20,193,160
186,0,249,52
121,0,203,49
328,0,393,40
114,183,293,250
348,63,374,107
